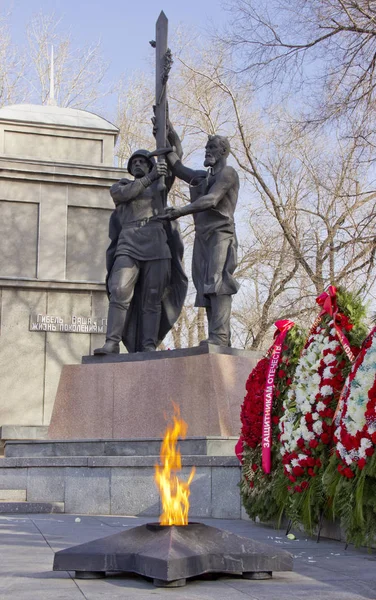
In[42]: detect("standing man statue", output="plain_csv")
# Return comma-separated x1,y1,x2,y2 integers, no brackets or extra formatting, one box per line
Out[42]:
94,127,187,355
160,134,240,347
95,12,188,355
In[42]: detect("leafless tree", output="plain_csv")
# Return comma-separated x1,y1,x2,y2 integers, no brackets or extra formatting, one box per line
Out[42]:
221,0,376,138
0,14,28,107
169,48,376,345
25,12,113,110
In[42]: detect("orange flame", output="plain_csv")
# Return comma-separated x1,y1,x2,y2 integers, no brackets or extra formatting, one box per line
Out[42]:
154,403,195,526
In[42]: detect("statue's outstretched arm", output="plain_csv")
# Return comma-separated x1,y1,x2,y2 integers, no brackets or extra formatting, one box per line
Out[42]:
161,167,237,221
165,153,199,185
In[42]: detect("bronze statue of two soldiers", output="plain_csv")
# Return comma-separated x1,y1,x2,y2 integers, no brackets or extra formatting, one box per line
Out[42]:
94,13,239,355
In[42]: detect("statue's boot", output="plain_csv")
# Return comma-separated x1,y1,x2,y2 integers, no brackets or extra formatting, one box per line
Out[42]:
204,295,232,347
140,310,160,352
94,305,127,355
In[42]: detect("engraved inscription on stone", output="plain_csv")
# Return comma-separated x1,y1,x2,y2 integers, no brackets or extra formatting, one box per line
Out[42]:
29,314,107,334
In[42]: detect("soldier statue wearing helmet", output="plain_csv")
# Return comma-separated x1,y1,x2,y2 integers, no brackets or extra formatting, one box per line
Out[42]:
94,124,187,355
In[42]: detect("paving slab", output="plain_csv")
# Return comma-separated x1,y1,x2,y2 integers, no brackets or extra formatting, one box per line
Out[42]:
0,514,375,599
0,501,64,513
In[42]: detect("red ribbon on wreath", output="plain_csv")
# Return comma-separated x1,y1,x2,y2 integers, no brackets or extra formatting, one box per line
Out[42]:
316,286,355,362
261,319,295,474
235,437,244,463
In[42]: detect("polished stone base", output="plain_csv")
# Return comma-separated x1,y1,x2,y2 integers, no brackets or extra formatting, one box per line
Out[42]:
53,522,293,586
48,344,260,440
82,342,257,364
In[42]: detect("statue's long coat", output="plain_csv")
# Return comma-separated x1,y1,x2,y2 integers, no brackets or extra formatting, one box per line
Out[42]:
105,212,188,353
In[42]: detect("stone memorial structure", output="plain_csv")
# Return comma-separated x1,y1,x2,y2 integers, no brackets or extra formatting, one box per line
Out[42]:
0,15,261,519
0,102,119,440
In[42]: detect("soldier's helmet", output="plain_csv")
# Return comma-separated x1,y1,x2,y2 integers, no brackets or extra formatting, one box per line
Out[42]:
127,149,156,174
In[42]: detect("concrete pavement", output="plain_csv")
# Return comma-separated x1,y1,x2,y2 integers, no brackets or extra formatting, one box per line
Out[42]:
1,514,375,599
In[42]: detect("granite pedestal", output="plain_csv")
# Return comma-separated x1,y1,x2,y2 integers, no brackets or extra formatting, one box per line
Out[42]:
48,344,260,440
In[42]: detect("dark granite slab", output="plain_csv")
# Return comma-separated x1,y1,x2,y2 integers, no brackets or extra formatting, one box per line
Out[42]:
0,455,239,468
82,343,259,364
53,522,293,586
5,437,238,458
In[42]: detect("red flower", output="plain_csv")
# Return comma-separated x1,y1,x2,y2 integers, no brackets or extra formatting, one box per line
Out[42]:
292,466,305,477
301,481,309,490
320,433,330,444
343,467,355,479
309,440,319,448
358,458,366,470
278,370,286,378
252,463,259,472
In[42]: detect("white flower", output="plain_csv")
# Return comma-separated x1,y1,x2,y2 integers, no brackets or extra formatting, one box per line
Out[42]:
321,385,333,396
317,401,326,412
323,354,336,365
311,373,321,385
360,438,372,449
301,401,312,413
313,421,323,435
327,340,340,351
323,367,334,379
337,441,344,452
